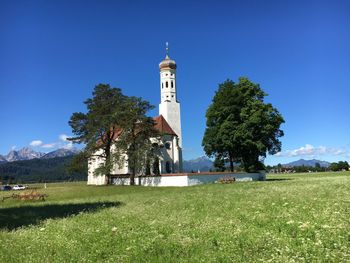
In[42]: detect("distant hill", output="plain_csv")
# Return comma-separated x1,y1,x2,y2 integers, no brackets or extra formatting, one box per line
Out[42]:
183,156,213,172
283,159,330,167
0,156,86,183
41,148,79,159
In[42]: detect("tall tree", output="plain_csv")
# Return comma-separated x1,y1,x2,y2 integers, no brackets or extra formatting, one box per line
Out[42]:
202,77,284,172
116,96,160,185
213,154,226,172
68,84,158,184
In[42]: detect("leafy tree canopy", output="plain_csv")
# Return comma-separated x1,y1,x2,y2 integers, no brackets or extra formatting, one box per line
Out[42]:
202,77,284,172
68,84,159,184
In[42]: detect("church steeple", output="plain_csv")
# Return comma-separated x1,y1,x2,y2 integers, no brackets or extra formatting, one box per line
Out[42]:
158,43,182,148
159,43,177,103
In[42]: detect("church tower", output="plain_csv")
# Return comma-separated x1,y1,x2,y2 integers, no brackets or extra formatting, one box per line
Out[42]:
159,43,182,147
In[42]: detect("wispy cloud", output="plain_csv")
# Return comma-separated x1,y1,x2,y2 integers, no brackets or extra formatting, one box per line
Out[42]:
10,146,17,151
41,143,57,149
59,134,73,149
276,144,346,158
28,134,74,151
30,140,43,147
59,134,68,142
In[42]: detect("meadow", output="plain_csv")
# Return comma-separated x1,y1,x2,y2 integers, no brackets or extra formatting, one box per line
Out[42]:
0,172,349,262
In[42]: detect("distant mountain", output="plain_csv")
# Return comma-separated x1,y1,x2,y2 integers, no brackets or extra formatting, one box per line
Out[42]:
41,148,79,159
183,156,213,172
5,147,45,162
1,147,79,162
0,155,7,164
283,159,330,168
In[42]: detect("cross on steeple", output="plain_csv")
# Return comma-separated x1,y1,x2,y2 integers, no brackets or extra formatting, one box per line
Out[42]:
165,42,169,59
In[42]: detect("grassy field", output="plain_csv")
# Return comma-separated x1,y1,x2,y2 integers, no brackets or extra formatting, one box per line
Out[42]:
0,172,349,262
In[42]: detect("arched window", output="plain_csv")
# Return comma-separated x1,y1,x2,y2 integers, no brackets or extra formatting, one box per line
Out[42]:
165,142,171,149
166,161,171,173
166,81,168,88
171,81,174,88
162,83,163,89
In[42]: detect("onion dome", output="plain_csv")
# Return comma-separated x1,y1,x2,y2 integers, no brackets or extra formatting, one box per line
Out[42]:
159,42,177,70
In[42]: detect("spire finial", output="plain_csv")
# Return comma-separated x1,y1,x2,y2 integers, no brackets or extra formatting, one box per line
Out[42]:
165,42,169,59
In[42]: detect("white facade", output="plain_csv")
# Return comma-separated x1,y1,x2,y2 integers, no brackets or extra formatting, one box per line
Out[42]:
158,134,182,174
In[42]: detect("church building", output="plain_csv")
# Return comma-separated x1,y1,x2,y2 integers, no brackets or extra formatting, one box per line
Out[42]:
88,45,183,185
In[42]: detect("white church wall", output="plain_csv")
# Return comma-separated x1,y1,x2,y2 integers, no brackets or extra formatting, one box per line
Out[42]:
87,149,107,185
159,101,182,147
111,176,188,186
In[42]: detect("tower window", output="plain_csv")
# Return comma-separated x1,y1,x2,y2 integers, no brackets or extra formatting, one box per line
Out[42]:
162,83,163,89
165,142,171,149
166,81,168,88
171,81,174,88
171,95,174,98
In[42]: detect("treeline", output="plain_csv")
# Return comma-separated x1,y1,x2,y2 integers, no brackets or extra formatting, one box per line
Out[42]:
266,161,349,173
0,156,87,184
328,161,349,171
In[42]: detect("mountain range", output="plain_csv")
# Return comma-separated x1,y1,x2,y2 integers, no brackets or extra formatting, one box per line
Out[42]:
183,156,214,172
282,159,330,168
0,147,79,163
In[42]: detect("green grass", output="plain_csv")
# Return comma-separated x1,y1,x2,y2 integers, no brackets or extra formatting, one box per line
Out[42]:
1,172,349,262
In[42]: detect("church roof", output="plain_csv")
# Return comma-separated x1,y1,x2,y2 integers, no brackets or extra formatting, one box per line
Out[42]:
96,115,176,145
159,57,177,70
153,115,177,136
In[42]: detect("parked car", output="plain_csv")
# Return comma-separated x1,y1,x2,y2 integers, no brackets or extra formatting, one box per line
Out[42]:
1,185,12,191
13,185,26,190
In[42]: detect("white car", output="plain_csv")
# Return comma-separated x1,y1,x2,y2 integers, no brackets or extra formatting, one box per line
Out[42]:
13,185,26,190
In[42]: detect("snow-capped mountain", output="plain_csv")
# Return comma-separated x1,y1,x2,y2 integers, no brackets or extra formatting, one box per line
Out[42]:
5,147,45,162
0,147,79,162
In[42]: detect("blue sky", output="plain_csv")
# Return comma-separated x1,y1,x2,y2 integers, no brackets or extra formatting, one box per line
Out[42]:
0,0,349,165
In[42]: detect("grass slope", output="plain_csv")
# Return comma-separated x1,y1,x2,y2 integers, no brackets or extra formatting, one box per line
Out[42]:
0,172,349,262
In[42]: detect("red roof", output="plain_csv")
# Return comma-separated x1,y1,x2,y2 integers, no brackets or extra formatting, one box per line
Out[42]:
97,115,177,145
153,115,177,136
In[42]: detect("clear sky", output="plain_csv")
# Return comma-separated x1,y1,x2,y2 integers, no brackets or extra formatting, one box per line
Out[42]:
1,0,349,165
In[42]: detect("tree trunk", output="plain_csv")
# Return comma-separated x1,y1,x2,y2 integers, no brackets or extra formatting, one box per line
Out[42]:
104,141,112,185
229,153,234,172
130,165,135,185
